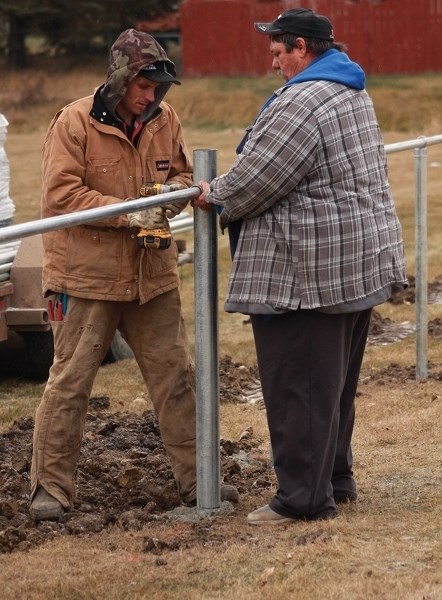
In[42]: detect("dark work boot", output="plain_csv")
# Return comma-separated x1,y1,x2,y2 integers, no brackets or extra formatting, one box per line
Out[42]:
332,475,358,503
334,490,358,503
182,483,239,506
221,484,239,503
30,487,64,521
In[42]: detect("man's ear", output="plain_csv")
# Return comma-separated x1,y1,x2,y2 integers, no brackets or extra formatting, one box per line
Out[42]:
297,38,307,55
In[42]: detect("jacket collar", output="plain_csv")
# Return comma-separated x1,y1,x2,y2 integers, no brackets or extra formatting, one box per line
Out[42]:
89,85,162,131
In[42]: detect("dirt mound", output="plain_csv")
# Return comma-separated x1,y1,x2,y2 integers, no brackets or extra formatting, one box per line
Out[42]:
359,361,442,385
219,355,261,404
389,274,442,305
0,411,270,554
428,318,442,338
0,361,270,555
367,309,415,345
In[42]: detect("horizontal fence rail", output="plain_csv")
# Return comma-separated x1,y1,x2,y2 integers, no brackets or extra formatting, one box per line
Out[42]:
0,186,201,244
385,134,442,154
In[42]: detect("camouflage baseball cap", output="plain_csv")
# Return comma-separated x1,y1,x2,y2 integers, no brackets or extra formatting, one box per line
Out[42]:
102,29,179,119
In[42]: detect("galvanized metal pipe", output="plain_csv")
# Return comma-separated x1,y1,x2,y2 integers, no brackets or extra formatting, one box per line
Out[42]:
384,135,442,381
385,134,442,154
0,262,13,274
0,250,17,264
0,187,200,244
414,144,428,380
168,213,194,234
0,240,20,268
192,149,220,512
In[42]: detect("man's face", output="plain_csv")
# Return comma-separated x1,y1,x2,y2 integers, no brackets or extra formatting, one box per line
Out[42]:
117,76,159,122
269,39,309,81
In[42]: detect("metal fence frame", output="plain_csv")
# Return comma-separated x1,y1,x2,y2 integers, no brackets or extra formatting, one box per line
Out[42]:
385,134,442,380
0,135,441,510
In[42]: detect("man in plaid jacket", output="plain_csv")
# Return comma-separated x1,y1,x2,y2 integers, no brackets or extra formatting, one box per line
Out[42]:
195,8,407,524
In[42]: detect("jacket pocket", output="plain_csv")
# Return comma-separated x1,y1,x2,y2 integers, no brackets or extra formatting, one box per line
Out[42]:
144,242,178,278
86,157,122,197
65,228,123,281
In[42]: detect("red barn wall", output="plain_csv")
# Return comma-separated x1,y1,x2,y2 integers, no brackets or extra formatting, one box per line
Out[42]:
180,0,442,76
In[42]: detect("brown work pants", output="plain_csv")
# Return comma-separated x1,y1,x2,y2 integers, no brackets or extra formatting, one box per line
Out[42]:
31,288,196,508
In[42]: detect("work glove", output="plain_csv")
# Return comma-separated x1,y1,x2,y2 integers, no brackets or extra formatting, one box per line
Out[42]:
164,200,189,219
163,183,188,219
127,206,166,229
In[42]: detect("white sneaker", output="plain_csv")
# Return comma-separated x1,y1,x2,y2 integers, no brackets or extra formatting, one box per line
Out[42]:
247,504,296,525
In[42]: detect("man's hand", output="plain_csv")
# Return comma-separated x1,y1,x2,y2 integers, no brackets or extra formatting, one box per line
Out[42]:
192,180,213,212
163,183,188,219
127,206,166,229
164,200,188,219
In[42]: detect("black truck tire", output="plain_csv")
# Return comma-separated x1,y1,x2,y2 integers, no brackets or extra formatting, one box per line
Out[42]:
21,330,54,381
20,329,133,381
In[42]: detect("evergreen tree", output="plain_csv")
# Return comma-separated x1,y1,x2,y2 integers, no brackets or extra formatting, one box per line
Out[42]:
0,0,179,68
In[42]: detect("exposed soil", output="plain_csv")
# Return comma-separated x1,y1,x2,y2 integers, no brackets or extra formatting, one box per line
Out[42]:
0,366,270,555
389,274,442,305
1,285,441,555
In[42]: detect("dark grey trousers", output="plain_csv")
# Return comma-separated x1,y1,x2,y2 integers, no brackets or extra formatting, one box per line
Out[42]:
251,308,372,520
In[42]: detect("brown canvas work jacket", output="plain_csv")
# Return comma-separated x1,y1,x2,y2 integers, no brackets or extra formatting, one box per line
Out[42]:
41,30,193,304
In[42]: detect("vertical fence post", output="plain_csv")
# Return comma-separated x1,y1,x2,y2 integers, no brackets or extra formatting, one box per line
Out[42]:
192,149,220,511
414,144,428,381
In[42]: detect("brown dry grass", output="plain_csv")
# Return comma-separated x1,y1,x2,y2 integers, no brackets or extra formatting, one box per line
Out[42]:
0,67,441,599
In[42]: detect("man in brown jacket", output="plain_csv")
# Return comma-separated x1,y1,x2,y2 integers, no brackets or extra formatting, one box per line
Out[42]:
30,29,235,520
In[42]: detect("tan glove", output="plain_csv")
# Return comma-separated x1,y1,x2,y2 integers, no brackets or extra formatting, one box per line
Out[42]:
164,200,189,219
163,183,188,219
127,206,166,229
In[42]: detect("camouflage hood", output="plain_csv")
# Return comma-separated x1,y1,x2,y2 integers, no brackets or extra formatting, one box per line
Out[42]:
101,29,180,123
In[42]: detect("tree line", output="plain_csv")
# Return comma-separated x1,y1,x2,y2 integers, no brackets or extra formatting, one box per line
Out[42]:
0,0,179,68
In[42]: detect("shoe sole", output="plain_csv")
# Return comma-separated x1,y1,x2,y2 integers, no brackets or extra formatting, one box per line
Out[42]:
221,491,239,503
30,506,64,522
247,517,296,526
334,494,357,503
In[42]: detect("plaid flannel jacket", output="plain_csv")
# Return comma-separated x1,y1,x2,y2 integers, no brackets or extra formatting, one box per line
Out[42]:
210,80,407,311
